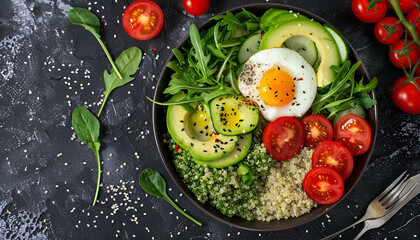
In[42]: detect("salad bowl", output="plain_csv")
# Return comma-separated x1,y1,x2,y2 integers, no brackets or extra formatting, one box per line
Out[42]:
152,3,378,231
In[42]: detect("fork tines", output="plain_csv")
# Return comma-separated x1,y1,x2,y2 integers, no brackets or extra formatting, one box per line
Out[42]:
378,171,410,208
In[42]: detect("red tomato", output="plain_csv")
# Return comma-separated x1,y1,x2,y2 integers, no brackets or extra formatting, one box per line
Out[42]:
389,39,419,69
334,113,372,156
406,8,420,39
303,166,344,205
391,76,420,114
262,117,304,161
312,141,354,180
388,0,420,14
352,0,387,23
374,17,404,45
122,0,164,40
301,114,333,149
183,0,210,16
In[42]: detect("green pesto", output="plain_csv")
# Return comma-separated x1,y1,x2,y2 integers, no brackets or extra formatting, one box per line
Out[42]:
167,131,274,220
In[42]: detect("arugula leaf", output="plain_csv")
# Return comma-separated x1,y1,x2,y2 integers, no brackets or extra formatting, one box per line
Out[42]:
216,47,238,83
311,61,377,118
203,87,235,104
98,47,142,116
212,11,246,31
172,48,185,65
189,24,214,84
226,65,240,94
236,8,260,23
354,77,378,93
163,78,219,95
68,8,123,80
71,106,101,206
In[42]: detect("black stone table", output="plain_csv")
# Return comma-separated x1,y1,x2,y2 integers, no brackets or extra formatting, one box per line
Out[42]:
0,0,419,239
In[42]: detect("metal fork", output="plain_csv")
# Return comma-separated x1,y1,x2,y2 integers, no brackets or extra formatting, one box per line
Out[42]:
322,171,411,240
353,173,420,239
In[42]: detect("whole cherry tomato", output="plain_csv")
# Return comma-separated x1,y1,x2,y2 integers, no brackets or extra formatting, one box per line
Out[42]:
406,8,420,39
389,39,420,69
391,76,420,114
352,0,387,23
374,17,404,45
183,0,210,16
387,0,420,14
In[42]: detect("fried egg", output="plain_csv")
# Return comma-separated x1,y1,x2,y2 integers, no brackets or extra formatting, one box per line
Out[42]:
238,48,317,121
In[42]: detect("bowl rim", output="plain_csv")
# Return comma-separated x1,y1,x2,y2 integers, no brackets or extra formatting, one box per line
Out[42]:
152,2,378,231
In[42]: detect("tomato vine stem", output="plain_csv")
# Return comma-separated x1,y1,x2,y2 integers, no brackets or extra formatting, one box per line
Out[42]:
387,0,420,92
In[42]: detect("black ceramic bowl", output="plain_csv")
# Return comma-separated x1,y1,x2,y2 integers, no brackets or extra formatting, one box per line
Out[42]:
153,3,378,231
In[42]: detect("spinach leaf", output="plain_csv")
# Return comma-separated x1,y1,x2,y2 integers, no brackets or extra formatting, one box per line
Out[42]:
71,106,102,206
98,47,142,116
139,169,203,226
68,8,123,80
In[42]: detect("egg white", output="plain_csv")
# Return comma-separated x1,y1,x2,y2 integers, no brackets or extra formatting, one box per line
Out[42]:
238,48,317,121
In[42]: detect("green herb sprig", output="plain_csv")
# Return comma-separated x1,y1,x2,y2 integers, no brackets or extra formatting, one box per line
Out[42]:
311,60,378,118
139,168,203,226
71,106,101,206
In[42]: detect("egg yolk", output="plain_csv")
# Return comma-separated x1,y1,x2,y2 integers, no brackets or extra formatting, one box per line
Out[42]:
258,68,295,107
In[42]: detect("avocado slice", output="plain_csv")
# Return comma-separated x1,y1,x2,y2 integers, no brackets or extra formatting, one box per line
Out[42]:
195,133,252,168
167,95,238,162
209,95,259,136
259,18,340,87
265,11,308,29
260,8,288,30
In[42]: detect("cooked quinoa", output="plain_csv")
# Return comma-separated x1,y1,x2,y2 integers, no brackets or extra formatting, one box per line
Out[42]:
167,132,316,221
255,148,317,221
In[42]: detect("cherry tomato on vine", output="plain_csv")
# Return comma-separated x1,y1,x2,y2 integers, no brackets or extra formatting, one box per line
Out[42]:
122,0,164,40
183,0,210,16
387,0,420,14
334,113,372,156
391,76,420,114
406,8,420,39
352,0,387,23
374,17,404,45
389,39,420,69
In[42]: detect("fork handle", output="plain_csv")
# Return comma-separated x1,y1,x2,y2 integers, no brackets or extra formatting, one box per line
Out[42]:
321,217,367,240
353,221,373,240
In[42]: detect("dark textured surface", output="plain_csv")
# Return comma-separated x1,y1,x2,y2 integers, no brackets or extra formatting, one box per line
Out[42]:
0,0,419,239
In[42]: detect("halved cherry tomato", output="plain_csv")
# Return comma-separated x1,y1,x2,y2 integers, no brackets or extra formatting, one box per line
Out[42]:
352,0,387,23
387,0,420,14
374,17,404,45
262,117,304,161
406,8,420,39
389,39,419,69
301,114,333,149
312,141,354,180
122,0,164,40
303,166,344,205
334,113,372,156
